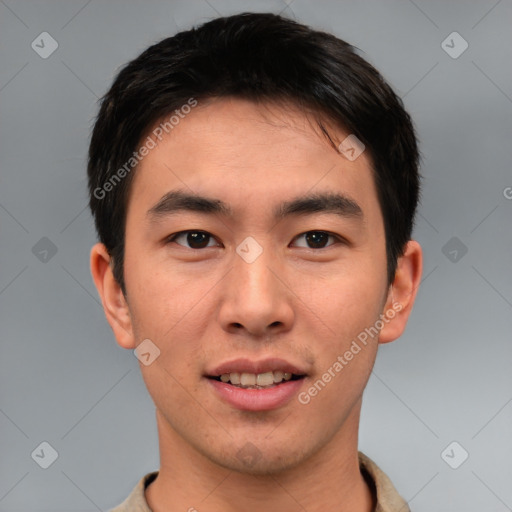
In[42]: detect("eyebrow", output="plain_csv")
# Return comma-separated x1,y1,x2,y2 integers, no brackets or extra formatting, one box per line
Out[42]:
146,189,363,222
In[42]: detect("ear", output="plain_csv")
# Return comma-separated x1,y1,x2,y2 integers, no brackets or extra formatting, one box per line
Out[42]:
90,243,135,349
378,240,423,344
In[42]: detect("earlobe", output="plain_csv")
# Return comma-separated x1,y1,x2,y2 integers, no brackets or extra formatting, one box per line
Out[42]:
378,240,423,344
90,243,136,349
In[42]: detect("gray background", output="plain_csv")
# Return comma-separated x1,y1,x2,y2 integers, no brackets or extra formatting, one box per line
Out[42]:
1,0,511,510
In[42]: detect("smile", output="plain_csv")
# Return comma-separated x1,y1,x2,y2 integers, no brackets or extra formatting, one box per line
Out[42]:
206,358,308,411
211,371,304,389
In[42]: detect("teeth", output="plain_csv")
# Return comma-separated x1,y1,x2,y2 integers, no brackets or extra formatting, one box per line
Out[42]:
240,373,256,386
273,370,284,383
217,370,299,388
256,372,274,387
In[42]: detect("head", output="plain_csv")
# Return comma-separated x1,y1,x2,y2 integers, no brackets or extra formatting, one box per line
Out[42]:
88,12,422,475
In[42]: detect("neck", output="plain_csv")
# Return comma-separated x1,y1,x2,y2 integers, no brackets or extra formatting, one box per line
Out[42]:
146,400,375,512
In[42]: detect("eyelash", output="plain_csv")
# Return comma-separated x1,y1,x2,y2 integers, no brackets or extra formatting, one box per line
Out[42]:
165,230,344,250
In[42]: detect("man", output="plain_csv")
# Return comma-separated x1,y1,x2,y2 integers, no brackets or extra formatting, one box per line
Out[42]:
88,12,422,512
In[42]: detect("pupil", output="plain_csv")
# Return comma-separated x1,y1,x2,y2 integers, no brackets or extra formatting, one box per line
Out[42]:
306,231,328,248
188,232,209,248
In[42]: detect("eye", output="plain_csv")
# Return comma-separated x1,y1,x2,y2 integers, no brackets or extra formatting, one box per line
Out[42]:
166,230,219,249
291,231,341,249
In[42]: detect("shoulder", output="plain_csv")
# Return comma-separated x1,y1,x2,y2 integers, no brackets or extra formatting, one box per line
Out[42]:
108,471,159,512
358,452,410,512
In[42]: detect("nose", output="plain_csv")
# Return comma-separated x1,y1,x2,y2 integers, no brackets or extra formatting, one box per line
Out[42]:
217,248,295,339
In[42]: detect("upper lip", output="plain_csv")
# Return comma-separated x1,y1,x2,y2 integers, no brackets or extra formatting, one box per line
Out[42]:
207,357,308,377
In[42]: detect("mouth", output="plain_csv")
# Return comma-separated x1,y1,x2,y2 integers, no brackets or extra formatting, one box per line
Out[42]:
205,358,308,411
208,370,306,389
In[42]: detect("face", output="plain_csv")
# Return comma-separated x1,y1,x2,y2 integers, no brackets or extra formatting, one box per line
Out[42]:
103,98,402,474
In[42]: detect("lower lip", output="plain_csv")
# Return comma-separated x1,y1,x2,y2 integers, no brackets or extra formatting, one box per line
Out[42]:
207,378,305,411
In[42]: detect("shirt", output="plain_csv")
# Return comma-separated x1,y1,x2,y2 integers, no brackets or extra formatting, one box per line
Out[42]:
109,451,410,512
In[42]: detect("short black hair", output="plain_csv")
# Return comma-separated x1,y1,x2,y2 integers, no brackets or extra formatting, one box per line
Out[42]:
88,12,420,294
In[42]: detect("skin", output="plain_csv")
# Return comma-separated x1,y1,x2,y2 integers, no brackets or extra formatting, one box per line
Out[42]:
91,97,422,512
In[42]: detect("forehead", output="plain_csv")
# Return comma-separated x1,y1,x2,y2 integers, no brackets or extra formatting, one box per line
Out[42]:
128,97,381,224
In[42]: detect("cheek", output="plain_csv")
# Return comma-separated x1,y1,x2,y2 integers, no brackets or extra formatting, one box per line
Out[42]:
296,260,385,338
125,256,215,365
290,259,385,404
297,274,382,416
127,247,192,318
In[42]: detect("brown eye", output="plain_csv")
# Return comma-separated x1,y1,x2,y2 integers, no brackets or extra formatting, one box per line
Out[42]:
168,231,217,249
292,231,338,249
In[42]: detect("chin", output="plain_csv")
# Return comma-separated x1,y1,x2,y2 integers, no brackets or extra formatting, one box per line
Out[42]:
208,442,311,476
